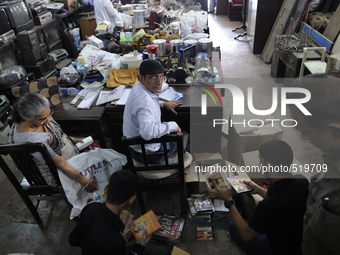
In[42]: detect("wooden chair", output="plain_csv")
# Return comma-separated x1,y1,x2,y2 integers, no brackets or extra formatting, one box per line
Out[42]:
121,134,187,216
229,0,243,21
299,47,327,77
0,143,72,226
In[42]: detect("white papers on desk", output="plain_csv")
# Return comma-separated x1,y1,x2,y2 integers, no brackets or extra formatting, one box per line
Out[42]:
159,87,183,101
77,89,101,109
115,88,132,105
96,85,125,106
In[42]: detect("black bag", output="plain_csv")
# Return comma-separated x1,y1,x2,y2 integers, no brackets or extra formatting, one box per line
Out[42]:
61,28,79,58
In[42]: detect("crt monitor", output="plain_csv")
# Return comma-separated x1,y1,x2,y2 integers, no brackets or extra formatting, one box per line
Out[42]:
0,8,11,36
0,0,34,34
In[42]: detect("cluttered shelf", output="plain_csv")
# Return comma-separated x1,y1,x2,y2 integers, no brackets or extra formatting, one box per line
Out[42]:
0,0,224,150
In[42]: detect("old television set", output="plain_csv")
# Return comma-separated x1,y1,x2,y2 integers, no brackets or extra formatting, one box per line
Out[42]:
0,9,11,36
0,0,34,34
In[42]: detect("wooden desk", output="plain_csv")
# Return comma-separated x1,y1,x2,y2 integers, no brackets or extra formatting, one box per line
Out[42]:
52,95,107,148
105,86,223,154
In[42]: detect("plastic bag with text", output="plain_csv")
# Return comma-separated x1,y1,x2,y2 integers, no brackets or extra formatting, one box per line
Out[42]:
79,45,107,66
180,11,196,38
58,148,127,219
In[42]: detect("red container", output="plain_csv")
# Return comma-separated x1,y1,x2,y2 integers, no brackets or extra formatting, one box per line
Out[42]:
146,45,158,60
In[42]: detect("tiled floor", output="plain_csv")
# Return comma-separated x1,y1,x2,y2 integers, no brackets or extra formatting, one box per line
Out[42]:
0,14,323,255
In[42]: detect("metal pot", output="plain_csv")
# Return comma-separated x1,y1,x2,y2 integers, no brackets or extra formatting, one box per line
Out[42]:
152,39,166,57
133,10,146,26
184,39,198,53
198,38,213,58
169,39,183,53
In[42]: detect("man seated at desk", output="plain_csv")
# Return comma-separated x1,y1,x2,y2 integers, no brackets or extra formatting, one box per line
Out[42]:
123,60,185,164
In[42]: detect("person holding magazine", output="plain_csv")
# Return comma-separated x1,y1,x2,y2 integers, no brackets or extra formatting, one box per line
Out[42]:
69,170,170,255
208,140,309,255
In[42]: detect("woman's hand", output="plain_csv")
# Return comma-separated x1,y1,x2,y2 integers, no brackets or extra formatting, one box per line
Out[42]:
83,177,97,193
71,137,83,144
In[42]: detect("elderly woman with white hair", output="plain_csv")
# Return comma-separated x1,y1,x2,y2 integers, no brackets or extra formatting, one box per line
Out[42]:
8,92,96,193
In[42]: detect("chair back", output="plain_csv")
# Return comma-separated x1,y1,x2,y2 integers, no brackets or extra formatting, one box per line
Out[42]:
121,133,187,215
0,142,71,225
0,143,62,193
122,133,184,174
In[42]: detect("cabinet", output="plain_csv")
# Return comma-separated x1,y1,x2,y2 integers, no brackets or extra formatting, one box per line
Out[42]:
79,15,97,39
246,0,284,54
216,0,229,15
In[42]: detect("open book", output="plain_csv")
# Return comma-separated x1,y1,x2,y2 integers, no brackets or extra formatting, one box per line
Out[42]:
96,85,125,106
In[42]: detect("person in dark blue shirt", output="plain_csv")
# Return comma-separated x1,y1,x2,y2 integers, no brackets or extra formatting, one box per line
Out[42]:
69,170,170,255
208,140,309,255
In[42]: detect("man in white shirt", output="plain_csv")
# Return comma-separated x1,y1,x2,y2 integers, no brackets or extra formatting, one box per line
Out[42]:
94,0,120,28
123,60,184,164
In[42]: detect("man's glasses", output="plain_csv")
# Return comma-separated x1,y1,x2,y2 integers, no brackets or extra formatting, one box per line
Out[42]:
146,75,165,82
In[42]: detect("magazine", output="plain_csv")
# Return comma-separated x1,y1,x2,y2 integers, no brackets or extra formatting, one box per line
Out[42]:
191,194,214,214
129,210,161,242
153,214,185,242
96,85,125,106
196,226,214,241
205,172,228,189
227,175,252,193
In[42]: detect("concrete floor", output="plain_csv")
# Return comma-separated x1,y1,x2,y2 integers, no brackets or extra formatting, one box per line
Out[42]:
0,14,324,255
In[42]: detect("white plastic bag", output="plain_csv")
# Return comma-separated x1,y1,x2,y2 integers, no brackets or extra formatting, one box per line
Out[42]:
121,13,133,28
194,11,208,32
79,45,107,66
60,64,78,76
180,10,196,38
94,61,111,83
115,12,123,23
58,148,127,219
102,52,122,70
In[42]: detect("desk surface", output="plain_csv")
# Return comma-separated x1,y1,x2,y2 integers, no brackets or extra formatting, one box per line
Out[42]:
53,95,105,120
105,86,223,110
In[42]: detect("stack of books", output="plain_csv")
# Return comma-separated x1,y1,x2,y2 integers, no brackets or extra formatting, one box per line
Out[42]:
212,199,230,220
187,194,215,222
152,214,185,243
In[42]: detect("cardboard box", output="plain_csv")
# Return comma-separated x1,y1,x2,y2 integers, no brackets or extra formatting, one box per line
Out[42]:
326,52,340,75
227,112,283,166
57,0,77,11
88,35,104,49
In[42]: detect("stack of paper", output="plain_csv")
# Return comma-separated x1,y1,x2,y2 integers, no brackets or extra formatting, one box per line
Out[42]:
96,85,125,106
159,87,183,101
77,89,101,109
116,89,132,105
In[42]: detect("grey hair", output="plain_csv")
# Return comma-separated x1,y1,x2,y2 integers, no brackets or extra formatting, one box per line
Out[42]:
12,93,50,123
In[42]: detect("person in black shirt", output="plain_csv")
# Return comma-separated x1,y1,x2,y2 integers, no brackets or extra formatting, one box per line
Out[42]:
208,140,309,255
69,170,170,255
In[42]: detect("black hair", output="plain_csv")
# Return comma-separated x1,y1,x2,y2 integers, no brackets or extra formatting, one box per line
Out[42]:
12,93,50,123
289,73,340,129
259,140,293,168
106,170,139,206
